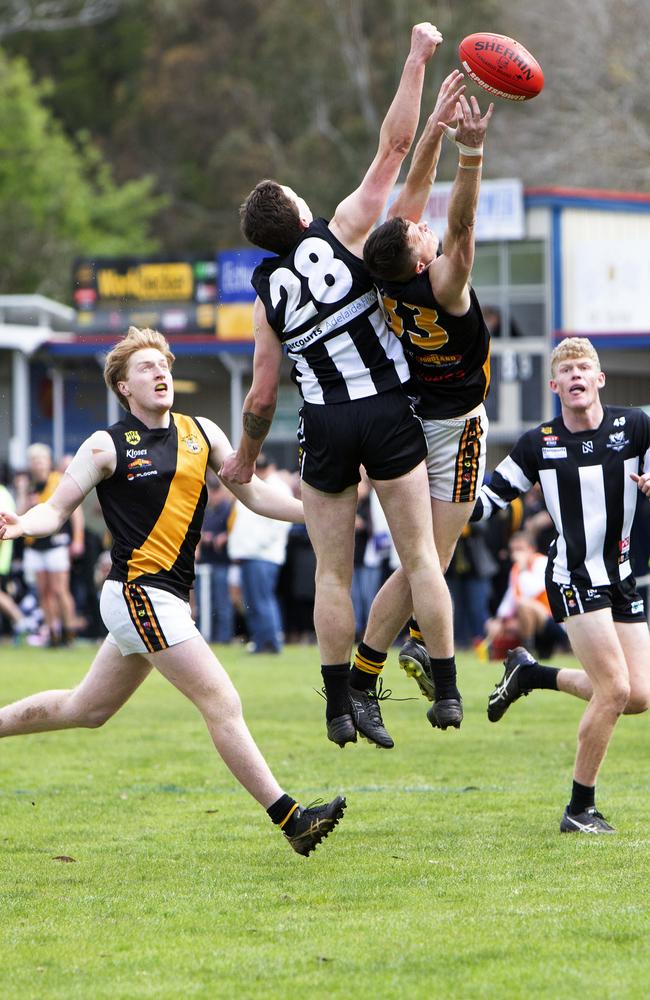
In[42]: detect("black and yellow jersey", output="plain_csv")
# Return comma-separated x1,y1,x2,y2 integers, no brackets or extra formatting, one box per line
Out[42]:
96,411,210,600
377,273,490,420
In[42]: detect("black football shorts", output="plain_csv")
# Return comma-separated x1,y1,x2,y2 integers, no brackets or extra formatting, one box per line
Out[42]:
297,386,427,494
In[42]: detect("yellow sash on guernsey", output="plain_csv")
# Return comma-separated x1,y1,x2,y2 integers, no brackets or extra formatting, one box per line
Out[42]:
127,414,208,581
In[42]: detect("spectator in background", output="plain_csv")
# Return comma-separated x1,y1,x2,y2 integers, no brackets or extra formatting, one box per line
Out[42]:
16,444,83,646
0,466,29,639
446,520,497,649
484,531,566,660
196,476,235,643
59,453,104,640
227,454,292,654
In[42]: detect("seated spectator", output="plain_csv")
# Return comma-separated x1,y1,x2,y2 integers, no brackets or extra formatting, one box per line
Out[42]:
484,531,566,659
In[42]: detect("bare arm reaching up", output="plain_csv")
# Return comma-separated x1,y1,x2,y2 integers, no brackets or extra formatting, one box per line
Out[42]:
330,22,443,255
388,69,465,224
429,94,493,315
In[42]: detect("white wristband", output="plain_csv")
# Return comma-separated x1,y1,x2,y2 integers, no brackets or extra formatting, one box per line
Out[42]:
457,141,483,157
440,123,483,157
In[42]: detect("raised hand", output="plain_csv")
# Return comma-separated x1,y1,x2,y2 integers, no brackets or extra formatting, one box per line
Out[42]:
410,22,443,63
430,69,466,129
440,94,494,150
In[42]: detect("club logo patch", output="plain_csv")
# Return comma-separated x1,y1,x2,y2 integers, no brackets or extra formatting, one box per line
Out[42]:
183,434,201,454
607,432,629,452
124,430,141,445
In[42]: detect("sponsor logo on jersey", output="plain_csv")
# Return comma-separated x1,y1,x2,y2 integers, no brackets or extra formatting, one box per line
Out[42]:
417,353,461,366
124,430,141,445
127,469,159,481
542,447,567,459
582,441,593,454
613,416,626,427
607,432,629,452
585,588,600,601
126,448,148,458
541,426,553,434
127,458,152,470
631,600,645,615
183,434,202,454
619,536,630,556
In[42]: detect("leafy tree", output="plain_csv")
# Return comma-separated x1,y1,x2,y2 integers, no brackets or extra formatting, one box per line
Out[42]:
0,49,164,297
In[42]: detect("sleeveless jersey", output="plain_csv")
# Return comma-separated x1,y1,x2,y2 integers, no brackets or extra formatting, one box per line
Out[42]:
252,218,410,404
377,272,490,419
96,411,210,600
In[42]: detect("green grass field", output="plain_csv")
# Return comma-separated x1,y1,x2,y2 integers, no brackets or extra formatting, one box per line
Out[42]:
2,643,650,999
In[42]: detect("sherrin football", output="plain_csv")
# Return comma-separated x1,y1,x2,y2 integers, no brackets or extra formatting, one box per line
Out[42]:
459,32,544,101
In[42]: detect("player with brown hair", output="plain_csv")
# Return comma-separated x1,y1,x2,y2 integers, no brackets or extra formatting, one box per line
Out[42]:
223,23,456,752
0,326,345,857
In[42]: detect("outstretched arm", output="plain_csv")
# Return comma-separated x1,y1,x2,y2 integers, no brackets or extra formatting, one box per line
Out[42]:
429,94,493,314
330,22,442,255
197,417,304,524
219,298,283,485
472,437,537,523
0,432,115,541
388,69,465,223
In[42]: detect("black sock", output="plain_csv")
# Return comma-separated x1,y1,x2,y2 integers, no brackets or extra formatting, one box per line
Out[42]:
321,663,351,720
430,656,460,701
267,793,298,828
569,780,595,815
409,618,423,642
350,642,386,691
518,662,559,690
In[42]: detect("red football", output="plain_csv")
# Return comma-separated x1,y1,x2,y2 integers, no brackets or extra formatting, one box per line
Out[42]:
459,32,544,101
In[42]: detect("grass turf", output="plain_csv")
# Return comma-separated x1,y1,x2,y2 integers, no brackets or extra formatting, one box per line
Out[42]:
1,643,650,999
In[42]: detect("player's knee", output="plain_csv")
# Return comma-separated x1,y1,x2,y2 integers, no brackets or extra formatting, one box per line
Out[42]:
81,704,115,728
67,690,114,728
606,678,631,716
204,687,243,726
623,687,650,715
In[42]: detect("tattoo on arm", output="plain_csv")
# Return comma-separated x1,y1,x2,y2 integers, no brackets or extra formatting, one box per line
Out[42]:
243,411,271,441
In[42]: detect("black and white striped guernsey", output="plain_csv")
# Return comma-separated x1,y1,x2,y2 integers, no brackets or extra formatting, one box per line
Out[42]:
473,406,650,588
252,218,410,404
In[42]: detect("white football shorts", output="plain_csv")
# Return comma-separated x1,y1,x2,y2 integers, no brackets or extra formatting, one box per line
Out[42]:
422,405,488,503
100,579,200,656
23,545,71,577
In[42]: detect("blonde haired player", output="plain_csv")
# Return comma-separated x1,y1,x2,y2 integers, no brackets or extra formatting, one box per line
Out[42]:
474,337,650,833
0,327,346,856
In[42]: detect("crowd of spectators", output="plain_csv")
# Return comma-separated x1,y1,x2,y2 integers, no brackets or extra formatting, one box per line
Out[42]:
2,450,649,657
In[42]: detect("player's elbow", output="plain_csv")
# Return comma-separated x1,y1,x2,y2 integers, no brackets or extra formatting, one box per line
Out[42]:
247,385,277,417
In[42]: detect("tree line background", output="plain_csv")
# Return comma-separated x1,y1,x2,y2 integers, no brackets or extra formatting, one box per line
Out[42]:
1,0,648,300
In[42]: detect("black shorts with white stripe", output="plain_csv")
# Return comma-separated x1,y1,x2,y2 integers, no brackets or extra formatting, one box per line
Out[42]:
546,575,646,624
297,386,427,493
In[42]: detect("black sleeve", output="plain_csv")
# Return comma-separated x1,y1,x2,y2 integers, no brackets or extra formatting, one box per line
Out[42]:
473,431,539,522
